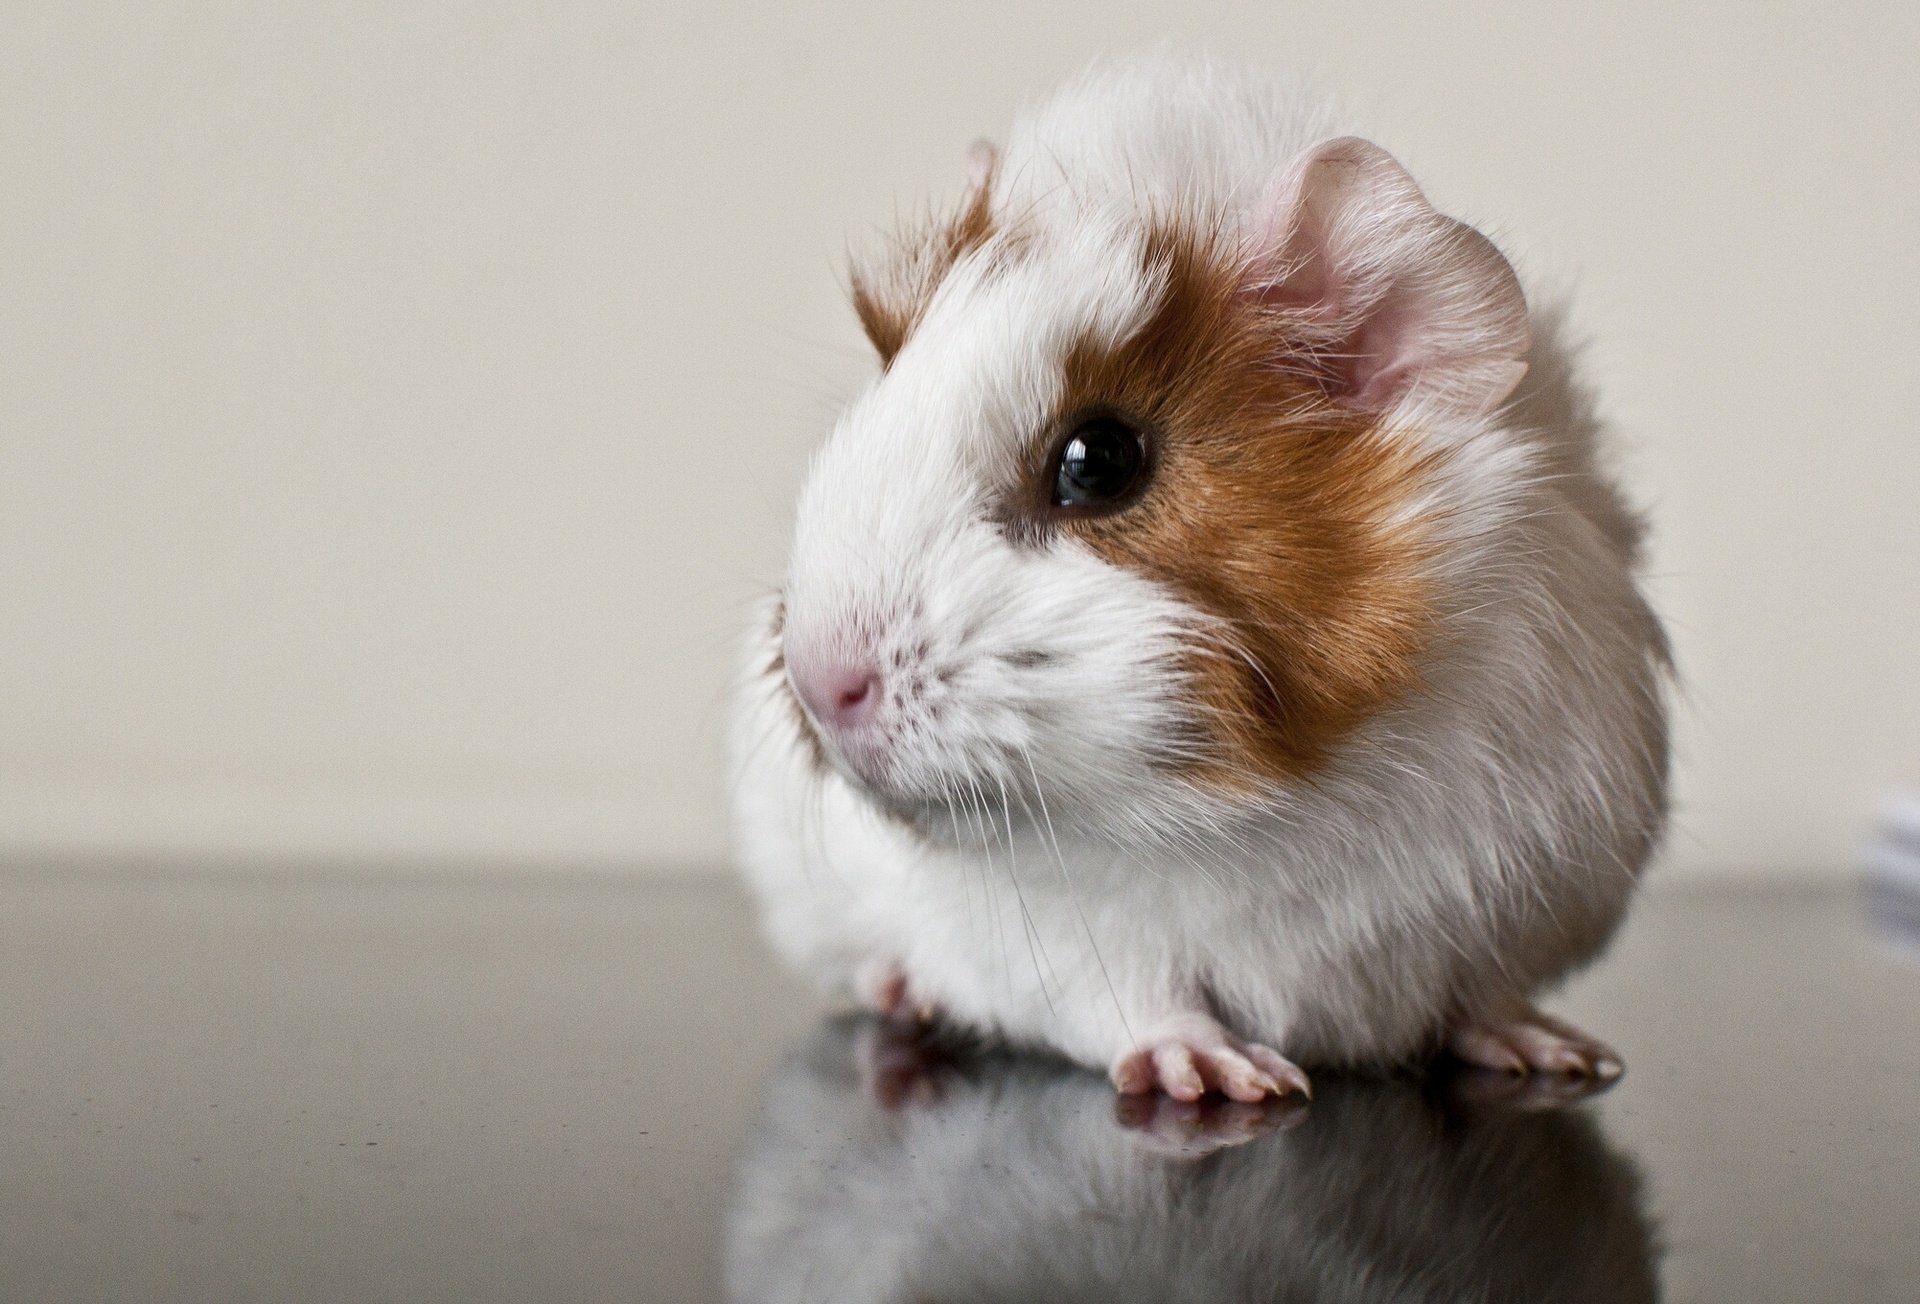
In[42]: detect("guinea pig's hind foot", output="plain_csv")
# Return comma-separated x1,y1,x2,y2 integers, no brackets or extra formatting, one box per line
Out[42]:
1446,1006,1623,1081
1110,1014,1311,1104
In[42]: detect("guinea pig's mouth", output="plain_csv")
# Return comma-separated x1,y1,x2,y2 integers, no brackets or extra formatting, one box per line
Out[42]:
778,669,1021,842
778,668,912,804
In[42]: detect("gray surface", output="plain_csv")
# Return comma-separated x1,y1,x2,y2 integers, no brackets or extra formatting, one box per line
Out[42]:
0,868,1914,1302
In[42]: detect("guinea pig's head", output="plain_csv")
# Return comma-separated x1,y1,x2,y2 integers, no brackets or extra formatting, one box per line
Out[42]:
773,137,1530,845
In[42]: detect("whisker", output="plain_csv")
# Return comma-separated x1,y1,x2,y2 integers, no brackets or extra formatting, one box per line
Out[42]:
1019,744,1133,1048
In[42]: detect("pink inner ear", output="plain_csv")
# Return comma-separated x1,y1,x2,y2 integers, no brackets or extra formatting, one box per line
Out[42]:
1244,137,1532,419
1333,287,1423,410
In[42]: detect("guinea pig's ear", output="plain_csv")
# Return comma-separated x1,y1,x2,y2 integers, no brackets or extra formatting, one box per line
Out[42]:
962,136,998,193
850,139,1000,366
1246,137,1531,418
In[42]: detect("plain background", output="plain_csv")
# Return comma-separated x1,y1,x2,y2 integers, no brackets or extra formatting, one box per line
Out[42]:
3,3,1915,880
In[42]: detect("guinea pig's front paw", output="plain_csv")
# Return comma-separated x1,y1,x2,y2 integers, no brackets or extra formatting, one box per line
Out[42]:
853,956,937,1024
1109,1014,1311,1103
1446,1004,1624,1081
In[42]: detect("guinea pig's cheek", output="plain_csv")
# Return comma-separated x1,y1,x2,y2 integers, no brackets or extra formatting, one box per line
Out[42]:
1018,217,1446,791
1064,440,1439,791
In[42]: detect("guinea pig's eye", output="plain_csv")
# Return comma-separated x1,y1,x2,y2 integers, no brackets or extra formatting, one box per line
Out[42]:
1051,416,1148,510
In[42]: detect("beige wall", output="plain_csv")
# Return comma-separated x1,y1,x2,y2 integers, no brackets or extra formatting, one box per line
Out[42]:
3,3,1915,877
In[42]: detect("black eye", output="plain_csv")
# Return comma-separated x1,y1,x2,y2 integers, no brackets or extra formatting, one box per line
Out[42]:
1052,416,1147,509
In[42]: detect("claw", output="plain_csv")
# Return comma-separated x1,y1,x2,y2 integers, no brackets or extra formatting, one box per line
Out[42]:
1447,1004,1623,1082
1110,1014,1309,1103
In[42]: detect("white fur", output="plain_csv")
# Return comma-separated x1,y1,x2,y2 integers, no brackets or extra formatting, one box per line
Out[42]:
731,59,1669,1075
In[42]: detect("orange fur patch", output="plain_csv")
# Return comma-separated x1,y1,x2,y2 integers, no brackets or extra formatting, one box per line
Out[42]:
1042,224,1441,787
850,161,998,365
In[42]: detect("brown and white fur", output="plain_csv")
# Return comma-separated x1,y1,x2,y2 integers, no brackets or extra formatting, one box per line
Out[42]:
730,58,1670,1101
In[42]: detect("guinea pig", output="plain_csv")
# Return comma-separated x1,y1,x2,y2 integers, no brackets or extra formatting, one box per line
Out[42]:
730,57,1670,1102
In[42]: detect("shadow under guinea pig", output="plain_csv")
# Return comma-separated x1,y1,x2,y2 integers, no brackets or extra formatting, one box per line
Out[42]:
726,1017,1661,1303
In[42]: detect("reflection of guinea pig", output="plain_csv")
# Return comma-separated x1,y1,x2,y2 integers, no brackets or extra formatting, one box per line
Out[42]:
726,1019,1661,1303
730,56,1670,1101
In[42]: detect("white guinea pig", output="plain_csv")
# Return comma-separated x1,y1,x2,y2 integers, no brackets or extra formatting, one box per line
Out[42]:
731,58,1670,1102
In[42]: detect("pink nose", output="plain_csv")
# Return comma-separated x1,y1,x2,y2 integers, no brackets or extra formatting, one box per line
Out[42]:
790,658,883,737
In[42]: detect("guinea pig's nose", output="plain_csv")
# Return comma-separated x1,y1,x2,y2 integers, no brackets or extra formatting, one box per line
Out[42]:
789,656,883,738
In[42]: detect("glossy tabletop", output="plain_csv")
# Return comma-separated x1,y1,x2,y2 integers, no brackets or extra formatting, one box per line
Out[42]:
0,866,1914,1302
